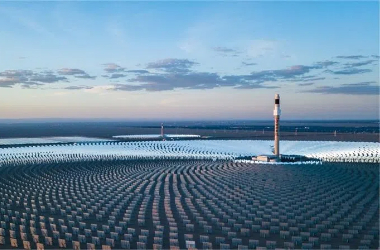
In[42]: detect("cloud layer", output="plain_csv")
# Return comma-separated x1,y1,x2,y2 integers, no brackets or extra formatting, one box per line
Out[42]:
0,70,67,88
1,54,377,95
213,47,241,57
303,82,379,95
146,58,198,73
0,67,97,88
58,68,96,79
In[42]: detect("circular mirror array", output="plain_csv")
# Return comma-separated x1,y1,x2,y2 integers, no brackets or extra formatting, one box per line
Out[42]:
0,160,378,249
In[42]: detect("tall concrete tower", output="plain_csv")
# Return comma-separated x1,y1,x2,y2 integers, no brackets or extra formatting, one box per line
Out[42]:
273,94,281,157
161,123,164,137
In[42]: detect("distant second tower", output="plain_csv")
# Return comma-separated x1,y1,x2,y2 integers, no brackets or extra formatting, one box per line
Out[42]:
161,123,164,137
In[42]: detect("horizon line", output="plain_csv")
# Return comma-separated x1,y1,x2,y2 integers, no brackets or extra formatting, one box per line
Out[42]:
0,118,379,123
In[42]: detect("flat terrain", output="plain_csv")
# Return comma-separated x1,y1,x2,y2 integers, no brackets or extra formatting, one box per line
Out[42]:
0,160,378,249
0,120,378,142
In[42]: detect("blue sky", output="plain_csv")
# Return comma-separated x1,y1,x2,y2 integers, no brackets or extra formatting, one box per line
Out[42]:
0,1,378,120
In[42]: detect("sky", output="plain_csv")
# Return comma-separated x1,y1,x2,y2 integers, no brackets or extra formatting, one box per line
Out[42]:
0,1,379,120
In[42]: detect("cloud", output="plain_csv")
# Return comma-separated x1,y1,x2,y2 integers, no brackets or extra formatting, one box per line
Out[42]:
117,59,345,92
272,65,313,78
120,64,314,91
1,54,376,92
2,58,337,91
234,84,279,89
322,58,375,75
115,53,376,92
58,68,96,80
343,60,377,68
303,83,379,95
242,62,257,66
126,72,235,91
58,68,86,75
238,62,335,83
245,65,314,81
290,76,326,82
0,70,38,88
213,47,241,57
336,55,368,60
0,69,67,87
329,68,372,75
108,73,127,79
102,63,150,79
84,85,115,94
19,82,43,89
103,63,125,73
372,55,380,59
213,47,237,53
298,82,315,86
281,54,292,59
113,84,147,91
341,81,377,86
64,86,92,90
0,77,20,88
146,58,199,73
126,70,150,74
0,70,33,78
30,74,67,83
314,60,338,67
74,74,96,79
102,67,150,80
114,69,278,92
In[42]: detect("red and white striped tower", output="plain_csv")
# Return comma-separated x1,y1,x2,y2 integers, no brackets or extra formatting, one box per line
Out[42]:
273,94,281,158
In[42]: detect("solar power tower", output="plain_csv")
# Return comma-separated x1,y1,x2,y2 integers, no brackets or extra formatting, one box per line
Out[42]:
273,94,281,158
